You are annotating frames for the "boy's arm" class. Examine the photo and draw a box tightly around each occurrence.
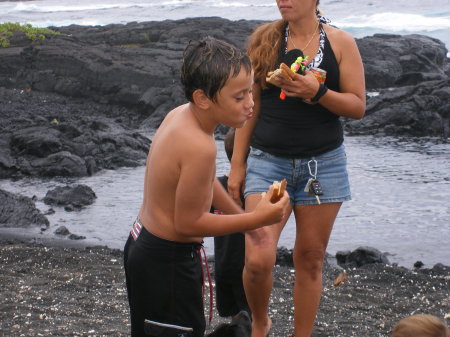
[212,178,244,215]
[174,141,287,237]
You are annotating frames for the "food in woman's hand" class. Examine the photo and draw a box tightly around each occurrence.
[266,57,309,99]
[270,179,287,203]
[266,63,296,87]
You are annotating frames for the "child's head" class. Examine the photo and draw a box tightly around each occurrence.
[391,314,450,337]
[181,37,252,103]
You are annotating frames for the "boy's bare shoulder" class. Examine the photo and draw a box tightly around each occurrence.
[157,104,216,160]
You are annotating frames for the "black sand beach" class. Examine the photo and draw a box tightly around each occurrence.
[1,238,448,337]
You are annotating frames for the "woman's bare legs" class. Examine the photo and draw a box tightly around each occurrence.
[243,193,292,337]
[292,202,342,337]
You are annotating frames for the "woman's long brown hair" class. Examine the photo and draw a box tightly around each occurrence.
[247,19,286,90]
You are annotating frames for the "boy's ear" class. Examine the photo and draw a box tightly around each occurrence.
[192,89,212,109]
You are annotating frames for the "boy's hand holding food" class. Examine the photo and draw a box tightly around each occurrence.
[256,179,289,226]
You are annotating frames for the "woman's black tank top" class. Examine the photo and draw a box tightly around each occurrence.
[251,26,342,158]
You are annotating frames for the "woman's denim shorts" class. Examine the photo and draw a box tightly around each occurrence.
[244,144,351,205]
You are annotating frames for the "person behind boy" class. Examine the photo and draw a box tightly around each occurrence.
[211,128,250,319]
[391,314,450,337]
[123,37,290,337]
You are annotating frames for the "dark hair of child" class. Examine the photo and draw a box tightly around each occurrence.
[181,36,252,103]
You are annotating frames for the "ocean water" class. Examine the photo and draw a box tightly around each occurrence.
[0,0,449,268]
[1,0,450,52]
[0,136,449,268]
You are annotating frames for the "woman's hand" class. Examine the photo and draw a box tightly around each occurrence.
[227,163,247,207]
[279,71,320,100]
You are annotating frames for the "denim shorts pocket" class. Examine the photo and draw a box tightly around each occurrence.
[144,319,194,336]
[249,147,267,159]
[316,145,346,161]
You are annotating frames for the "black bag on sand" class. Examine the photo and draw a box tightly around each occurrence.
[206,310,251,337]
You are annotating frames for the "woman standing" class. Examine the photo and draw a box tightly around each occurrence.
[228,1,366,336]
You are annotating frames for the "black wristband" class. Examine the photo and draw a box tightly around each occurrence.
[311,83,328,102]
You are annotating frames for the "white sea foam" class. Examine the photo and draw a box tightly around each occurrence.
[208,1,274,8]
[9,2,151,14]
[5,0,272,16]
[210,1,247,8]
[8,2,40,13]
[336,12,450,33]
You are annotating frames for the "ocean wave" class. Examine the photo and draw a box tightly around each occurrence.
[6,0,274,15]
[159,0,275,8]
[9,2,142,14]
[209,1,274,8]
[7,1,199,15]
[335,12,450,32]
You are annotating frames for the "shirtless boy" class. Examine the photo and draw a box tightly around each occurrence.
[123,37,290,337]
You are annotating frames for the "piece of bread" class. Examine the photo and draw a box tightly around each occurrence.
[266,63,296,86]
[270,179,287,203]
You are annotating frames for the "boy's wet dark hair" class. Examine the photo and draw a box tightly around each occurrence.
[181,37,252,103]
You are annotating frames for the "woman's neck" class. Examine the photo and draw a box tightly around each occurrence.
[288,15,319,37]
